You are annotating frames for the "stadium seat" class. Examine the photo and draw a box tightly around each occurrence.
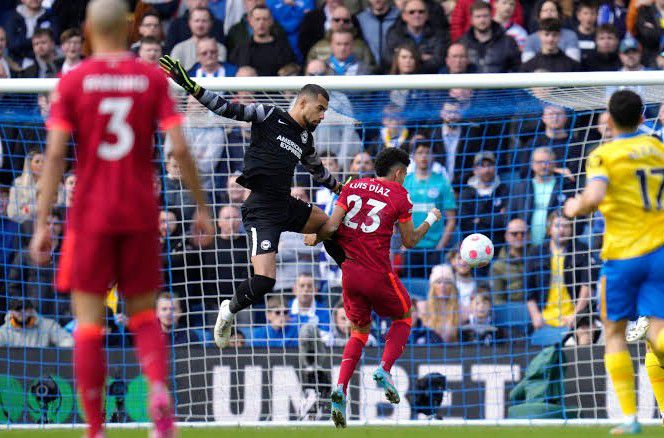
[400,278,430,300]
[493,303,531,328]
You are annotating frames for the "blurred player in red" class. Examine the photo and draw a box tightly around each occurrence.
[29,1,214,437]
[305,148,441,428]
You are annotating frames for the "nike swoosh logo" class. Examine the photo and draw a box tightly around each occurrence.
[278,119,287,125]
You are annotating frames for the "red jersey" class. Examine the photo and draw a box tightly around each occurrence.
[47,53,182,233]
[335,177,413,272]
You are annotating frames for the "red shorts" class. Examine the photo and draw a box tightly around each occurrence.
[341,261,412,327]
[57,228,162,297]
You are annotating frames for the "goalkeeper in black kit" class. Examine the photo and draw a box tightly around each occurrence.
[159,55,345,348]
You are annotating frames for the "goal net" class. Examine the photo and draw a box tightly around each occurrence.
[0,72,661,426]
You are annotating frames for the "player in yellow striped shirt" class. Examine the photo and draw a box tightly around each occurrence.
[564,90,664,434]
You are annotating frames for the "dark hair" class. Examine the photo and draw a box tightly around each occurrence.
[375,148,410,177]
[60,28,82,44]
[141,11,161,24]
[140,35,161,46]
[470,0,491,14]
[539,17,561,32]
[536,0,562,20]
[576,0,598,13]
[250,5,270,16]
[330,29,354,41]
[189,6,213,20]
[389,41,421,74]
[608,90,643,130]
[298,83,330,102]
[596,23,617,37]
[33,28,55,42]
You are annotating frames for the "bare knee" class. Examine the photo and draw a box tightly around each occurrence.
[125,292,158,317]
[351,322,371,334]
[395,308,413,321]
[71,292,106,326]
[603,319,628,353]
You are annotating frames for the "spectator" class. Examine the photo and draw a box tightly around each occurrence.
[582,23,621,71]
[230,5,296,75]
[458,1,521,73]
[203,205,250,300]
[390,41,421,76]
[356,0,400,69]
[62,173,75,208]
[598,0,627,40]
[8,150,62,224]
[137,36,163,64]
[508,147,573,246]
[0,299,73,347]
[324,30,371,75]
[156,292,205,345]
[575,0,598,64]
[402,142,456,278]
[0,27,21,79]
[165,0,225,53]
[21,28,59,78]
[314,151,341,206]
[5,0,60,65]
[288,272,331,331]
[520,18,581,72]
[64,304,129,348]
[439,42,477,73]
[275,188,320,291]
[522,1,580,63]
[447,247,478,318]
[617,35,646,71]
[188,35,238,77]
[220,172,250,205]
[450,0,524,42]
[130,11,164,52]
[405,133,446,175]
[265,0,314,61]
[225,0,287,54]
[249,295,299,347]
[526,212,593,346]
[307,6,374,68]
[635,0,664,67]
[55,28,82,74]
[492,0,528,50]
[655,49,664,69]
[384,0,449,73]
[163,151,200,222]
[348,151,375,178]
[458,151,509,245]
[419,264,460,342]
[377,104,410,151]
[491,218,529,304]
[298,0,344,59]
[409,298,444,344]
[171,7,228,70]
[461,290,501,342]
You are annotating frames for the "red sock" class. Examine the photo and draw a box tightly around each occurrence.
[338,332,368,394]
[380,318,412,373]
[128,309,168,384]
[74,324,106,438]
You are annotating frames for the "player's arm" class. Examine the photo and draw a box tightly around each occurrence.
[159,55,272,124]
[30,128,68,265]
[304,204,346,246]
[301,148,341,193]
[563,178,607,218]
[398,208,442,249]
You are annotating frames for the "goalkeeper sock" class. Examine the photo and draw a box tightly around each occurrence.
[380,318,412,373]
[229,275,275,314]
[323,239,346,267]
[605,350,637,420]
[645,351,664,417]
[338,332,368,394]
[129,309,168,384]
[73,324,106,438]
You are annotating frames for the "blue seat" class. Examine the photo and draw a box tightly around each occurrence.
[400,278,430,300]
[493,303,531,328]
[530,326,570,346]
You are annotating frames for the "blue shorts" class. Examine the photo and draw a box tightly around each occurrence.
[600,244,664,321]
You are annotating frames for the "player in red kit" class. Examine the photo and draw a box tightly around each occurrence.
[29,1,214,437]
[305,148,441,428]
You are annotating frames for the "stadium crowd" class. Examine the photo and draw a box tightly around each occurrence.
[1,0,657,351]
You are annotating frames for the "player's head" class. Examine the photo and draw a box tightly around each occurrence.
[374,147,410,184]
[294,84,329,131]
[608,90,644,132]
[85,0,129,51]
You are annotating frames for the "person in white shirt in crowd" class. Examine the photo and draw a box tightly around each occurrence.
[56,28,83,74]
[493,0,527,50]
[171,7,227,70]
[188,35,238,77]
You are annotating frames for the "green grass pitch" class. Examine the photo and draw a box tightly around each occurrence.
[1,426,663,438]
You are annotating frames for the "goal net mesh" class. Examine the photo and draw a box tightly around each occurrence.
[0,79,660,425]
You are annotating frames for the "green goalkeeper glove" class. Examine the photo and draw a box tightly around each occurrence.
[159,55,201,96]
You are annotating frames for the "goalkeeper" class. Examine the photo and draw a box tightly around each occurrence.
[159,55,345,349]
[564,89,664,434]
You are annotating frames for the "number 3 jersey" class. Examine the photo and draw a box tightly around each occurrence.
[47,53,182,233]
[585,132,664,260]
[335,177,413,272]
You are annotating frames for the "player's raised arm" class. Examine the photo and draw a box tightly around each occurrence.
[398,208,442,249]
[30,128,69,265]
[159,55,273,123]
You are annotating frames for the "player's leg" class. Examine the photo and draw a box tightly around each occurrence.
[644,340,664,424]
[299,203,346,266]
[71,292,107,438]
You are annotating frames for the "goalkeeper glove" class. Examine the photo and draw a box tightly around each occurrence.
[159,55,201,96]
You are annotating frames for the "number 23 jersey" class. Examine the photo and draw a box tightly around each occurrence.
[335,177,413,272]
[47,53,182,233]
[585,132,664,260]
